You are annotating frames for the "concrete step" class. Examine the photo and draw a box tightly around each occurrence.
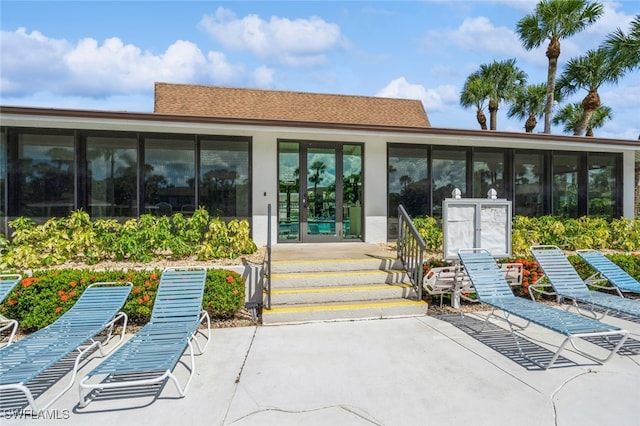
[270,269,407,288]
[261,299,428,325]
[271,257,402,274]
[271,283,416,305]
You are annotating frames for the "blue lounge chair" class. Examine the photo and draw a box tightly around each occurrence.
[530,245,640,319]
[79,267,210,408]
[0,282,132,411]
[0,274,22,346]
[458,248,628,369]
[576,249,640,296]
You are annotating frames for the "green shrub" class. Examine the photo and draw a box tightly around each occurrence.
[1,207,257,269]
[203,269,245,317]
[0,267,247,331]
[413,217,443,251]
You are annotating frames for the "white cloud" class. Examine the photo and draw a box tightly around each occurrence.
[424,16,547,68]
[198,7,346,67]
[376,77,458,112]
[253,65,275,88]
[0,28,244,99]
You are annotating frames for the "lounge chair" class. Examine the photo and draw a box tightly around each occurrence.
[530,245,640,319]
[78,267,210,408]
[0,282,132,411]
[0,274,22,346]
[576,249,640,296]
[458,248,628,369]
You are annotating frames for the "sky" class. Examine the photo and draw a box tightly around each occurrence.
[1,0,639,140]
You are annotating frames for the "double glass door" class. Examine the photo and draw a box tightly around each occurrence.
[278,141,362,242]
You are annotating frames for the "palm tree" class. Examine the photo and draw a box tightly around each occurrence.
[460,76,491,130]
[462,59,527,130]
[556,48,625,136]
[507,83,547,132]
[552,102,612,136]
[603,14,640,72]
[516,0,604,133]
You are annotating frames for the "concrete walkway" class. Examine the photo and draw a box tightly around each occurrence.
[3,309,639,425]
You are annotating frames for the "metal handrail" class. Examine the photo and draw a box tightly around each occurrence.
[264,203,272,310]
[397,204,426,302]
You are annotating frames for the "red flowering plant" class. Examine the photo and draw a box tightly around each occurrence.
[203,268,245,318]
[0,267,247,331]
[500,257,544,298]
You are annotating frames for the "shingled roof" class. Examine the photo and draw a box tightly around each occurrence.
[154,83,430,128]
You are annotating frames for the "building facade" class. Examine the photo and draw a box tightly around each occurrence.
[1,84,638,247]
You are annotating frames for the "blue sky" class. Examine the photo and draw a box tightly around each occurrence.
[1,0,639,139]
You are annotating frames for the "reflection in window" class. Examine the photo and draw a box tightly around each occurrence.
[514,152,544,216]
[388,146,428,239]
[87,135,138,218]
[278,142,300,240]
[588,154,617,217]
[343,144,362,239]
[18,132,75,218]
[553,153,579,217]
[473,151,504,198]
[200,138,250,220]
[144,138,195,216]
[433,148,466,218]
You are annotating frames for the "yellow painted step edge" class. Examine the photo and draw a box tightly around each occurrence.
[266,300,426,314]
[271,270,404,279]
[271,284,412,295]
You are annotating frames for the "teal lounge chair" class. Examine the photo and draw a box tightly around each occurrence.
[0,282,132,411]
[0,274,22,346]
[531,245,640,319]
[79,267,210,408]
[576,249,640,296]
[458,249,628,369]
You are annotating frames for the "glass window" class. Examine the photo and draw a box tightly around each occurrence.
[388,145,429,238]
[18,132,75,219]
[343,144,362,239]
[144,138,195,216]
[553,153,580,217]
[200,138,250,220]
[87,135,138,218]
[432,148,467,218]
[514,152,544,216]
[473,150,505,198]
[588,154,617,217]
[278,142,300,240]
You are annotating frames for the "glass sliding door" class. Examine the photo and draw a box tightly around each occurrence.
[305,145,337,240]
[87,135,138,218]
[278,140,362,242]
[343,144,362,239]
[18,131,75,220]
[143,137,195,216]
[514,151,544,216]
[200,138,251,221]
[473,150,505,198]
[278,142,301,240]
[553,153,580,217]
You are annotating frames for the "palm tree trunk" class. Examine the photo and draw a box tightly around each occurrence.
[488,100,498,130]
[476,109,488,130]
[544,37,561,134]
[574,91,600,136]
[525,114,537,133]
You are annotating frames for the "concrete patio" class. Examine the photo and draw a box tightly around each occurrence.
[2,307,639,425]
